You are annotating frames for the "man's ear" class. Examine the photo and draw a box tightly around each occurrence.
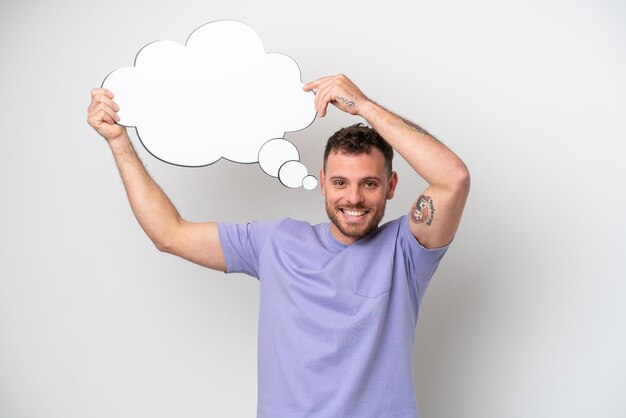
[386,171,399,199]
[319,168,326,196]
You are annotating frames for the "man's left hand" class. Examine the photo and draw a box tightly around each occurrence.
[303,74,371,117]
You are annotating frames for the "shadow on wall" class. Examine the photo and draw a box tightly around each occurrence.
[412,241,491,413]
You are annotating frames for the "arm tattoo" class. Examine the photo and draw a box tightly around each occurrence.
[411,195,435,226]
[372,101,440,142]
[336,96,355,109]
[399,116,442,142]
[404,119,440,142]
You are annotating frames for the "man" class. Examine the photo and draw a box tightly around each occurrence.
[87,74,470,417]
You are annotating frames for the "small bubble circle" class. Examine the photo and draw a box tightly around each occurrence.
[302,175,318,190]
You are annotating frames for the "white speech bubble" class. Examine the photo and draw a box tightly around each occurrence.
[258,138,300,177]
[102,20,317,189]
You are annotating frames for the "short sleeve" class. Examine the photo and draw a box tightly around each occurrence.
[397,215,450,300]
[217,219,281,278]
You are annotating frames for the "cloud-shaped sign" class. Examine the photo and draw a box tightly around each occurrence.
[102,20,317,189]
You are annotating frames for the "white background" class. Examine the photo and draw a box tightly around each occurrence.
[1,0,624,417]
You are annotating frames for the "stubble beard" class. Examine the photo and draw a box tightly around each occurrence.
[325,201,386,241]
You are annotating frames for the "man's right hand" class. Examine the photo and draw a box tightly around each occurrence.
[87,88,127,143]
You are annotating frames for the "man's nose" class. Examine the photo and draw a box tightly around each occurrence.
[346,185,365,205]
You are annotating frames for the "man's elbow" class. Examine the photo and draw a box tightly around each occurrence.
[450,162,470,196]
[151,219,184,253]
[152,233,177,254]
[458,164,471,191]
[153,240,169,253]
[152,238,170,253]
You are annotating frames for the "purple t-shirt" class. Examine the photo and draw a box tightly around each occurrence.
[217,215,448,418]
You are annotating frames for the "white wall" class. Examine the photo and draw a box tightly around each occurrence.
[1,0,624,417]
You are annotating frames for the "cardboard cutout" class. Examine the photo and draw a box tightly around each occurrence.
[102,20,317,189]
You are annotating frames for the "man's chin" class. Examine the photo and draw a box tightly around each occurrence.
[339,226,366,240]
[334,219,378,240]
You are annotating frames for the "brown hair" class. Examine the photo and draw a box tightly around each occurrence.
[323,123,393,176]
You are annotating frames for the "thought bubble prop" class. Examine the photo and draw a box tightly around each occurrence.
[102,20,317,189]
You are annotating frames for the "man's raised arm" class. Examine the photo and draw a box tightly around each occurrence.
[303,75,470,248]
[87,88,226,271]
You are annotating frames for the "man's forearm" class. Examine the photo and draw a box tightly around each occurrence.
[358,101,469,192]
[108,133,182,250]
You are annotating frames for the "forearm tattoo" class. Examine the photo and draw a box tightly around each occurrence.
[411,195,435,226]
[336,96,355,109]
[407,120,429,135]
[403,118,440,142]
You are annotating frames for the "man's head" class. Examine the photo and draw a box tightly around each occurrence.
[323,123,394,177]
[320,124,398,245]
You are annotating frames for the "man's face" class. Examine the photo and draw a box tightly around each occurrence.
[320,149,398,245]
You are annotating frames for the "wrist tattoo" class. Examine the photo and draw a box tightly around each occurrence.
[411,195,435,226]
[336,96,355,109]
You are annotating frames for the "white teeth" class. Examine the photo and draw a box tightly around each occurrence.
[344,210,366,216]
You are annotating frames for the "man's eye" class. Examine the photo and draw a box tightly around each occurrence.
[364,182,377,188]
[334,181,345,187]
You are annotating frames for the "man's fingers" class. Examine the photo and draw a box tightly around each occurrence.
[86,87,127,142]
[101,104,120,123]
[88,94,119,116]
[87,110,108,128]
[90,87,114,99]
[315,90,331,117]
[306,74,363,116]
[99,110,115,125]
[90,102,120,124]
[87,108,117,135]
[314,78,338,117]
[92,102,119,121]
[318,89,335,117]
[303,76,334,92]
[88,88,115,112]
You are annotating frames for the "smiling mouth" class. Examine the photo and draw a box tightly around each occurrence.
[340,208,368,217]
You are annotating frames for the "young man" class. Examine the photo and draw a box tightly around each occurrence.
[87,74,470,417]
